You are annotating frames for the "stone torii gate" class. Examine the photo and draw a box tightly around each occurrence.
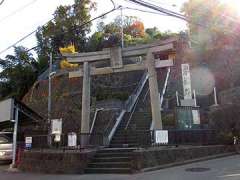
[61,38,177,135]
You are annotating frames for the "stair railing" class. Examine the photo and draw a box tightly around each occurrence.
[108,71,149,142]
[150,67,171,130]
[124,71,149,112]
[124,73,149,130]
[160,67,171,106]
[90,108,104,134]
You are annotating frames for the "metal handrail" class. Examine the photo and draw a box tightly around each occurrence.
[108,110,126,142]
[160,67,171,106]
[108,71,149,142]
[90,108,104,134]
[124,93,141,130]
[124,71,149,112]
[150,67,171,130]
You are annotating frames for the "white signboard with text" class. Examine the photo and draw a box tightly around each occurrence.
[51,119,62,135]
[155,130,168,144]
[68,132,77,147]
[181,64,192,99]
[192,110,200,125]
[25,137,32,148]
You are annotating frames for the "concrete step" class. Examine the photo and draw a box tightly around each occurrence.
[109,143,139,148]
[95,152,133,158]
[92,157,131,163]
[88,162,131,168]
[85,167,132,174]
[98,148,136,153]
[111,140,138,145]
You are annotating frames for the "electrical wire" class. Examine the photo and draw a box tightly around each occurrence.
[127,0,240,39]
[0,0,38,23]
[0,6,121,56]
[121,6,168,16]
[110,0,116,9]
[0,0,4,6]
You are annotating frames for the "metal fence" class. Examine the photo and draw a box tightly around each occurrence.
[166,129,218,145]
[28,133,108,151]
[26,129,219,150]
[111,129,219,148]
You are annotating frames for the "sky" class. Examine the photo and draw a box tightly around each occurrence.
[0,0,188,59]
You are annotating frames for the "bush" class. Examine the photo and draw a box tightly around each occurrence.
[209,104,240,144]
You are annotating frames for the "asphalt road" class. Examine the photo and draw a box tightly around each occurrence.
[1,155,240,180]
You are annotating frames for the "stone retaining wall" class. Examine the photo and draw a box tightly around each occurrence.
[19,149,96,174]
[131,145,234,171]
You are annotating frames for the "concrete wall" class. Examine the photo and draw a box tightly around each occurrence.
[131,145,234,171]
[19,150,96,174]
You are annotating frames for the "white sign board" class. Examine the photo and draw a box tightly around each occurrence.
[25,137,32,144]
[155,130,168,144]
[0,98,14,122]
[25,137,32,148]
[181,64,192,99]
[155,59,173,68]
[192,110,200,124]
[54,134,61,142]
[68,132,77,147]
[51,119,62,134]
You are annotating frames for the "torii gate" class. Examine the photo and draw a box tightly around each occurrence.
[61,38,177,135]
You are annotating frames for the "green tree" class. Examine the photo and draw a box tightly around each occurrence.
[0,46,38,99]
[36,0,96,56]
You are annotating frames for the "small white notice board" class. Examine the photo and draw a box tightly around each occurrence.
[155,130,168,144]
[192,110,200,125]
[68,132,77,147]
[25,137,32,148]
[51,119,62,134]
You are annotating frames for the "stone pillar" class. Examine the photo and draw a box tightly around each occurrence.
[147,51,162,130]
[81,62,91,146]
[110,47,123,69]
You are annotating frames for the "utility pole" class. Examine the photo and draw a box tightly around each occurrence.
[47,53,53,145]
[10,105,19,168]
[120,6,124,48]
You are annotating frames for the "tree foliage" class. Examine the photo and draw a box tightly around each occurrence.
[36,0,96,56]
[182,0,240,49]
[0,46,38,99]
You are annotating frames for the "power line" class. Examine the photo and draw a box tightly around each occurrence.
[0,6,121,56]
[127,0,240,38]
[0,0,38,23]
[122,6,168,16]
[127,0,187,21]
[0,0,4,6]
[110,0,116,9]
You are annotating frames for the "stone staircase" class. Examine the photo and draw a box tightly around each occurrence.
[85,148,135,174]
[110,111,152,148]
[85,74,152,174]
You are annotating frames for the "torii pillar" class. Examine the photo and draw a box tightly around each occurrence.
[147,50,162,130]
[81,62,91,145]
